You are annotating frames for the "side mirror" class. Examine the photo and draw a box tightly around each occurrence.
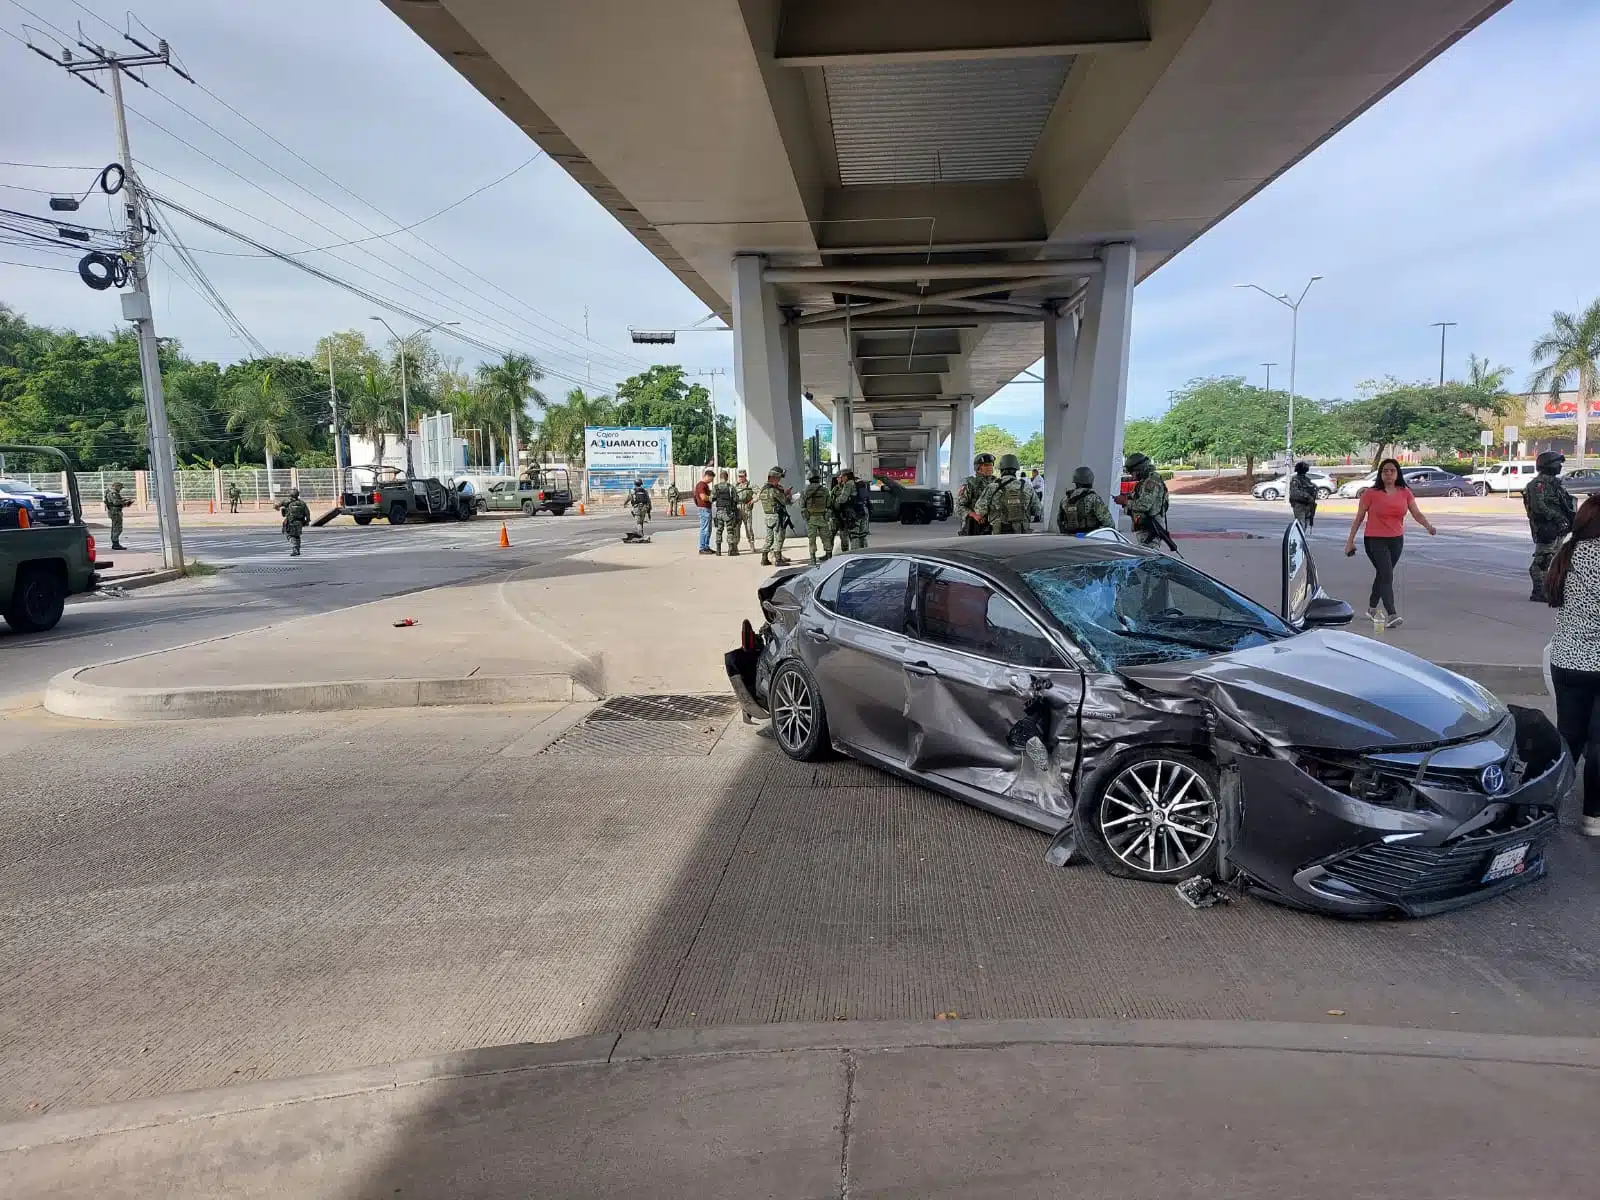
[1302,595,1354,628]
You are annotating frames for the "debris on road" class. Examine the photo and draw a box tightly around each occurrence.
[393,618,418,628]
[1176,876,1230,909]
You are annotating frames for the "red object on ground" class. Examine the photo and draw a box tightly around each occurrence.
[393,618,417,628]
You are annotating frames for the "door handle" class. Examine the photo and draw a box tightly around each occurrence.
[803,627,830,643]
[905,660,938,677]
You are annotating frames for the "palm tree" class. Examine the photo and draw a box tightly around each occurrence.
[346,364,402,470]
[224,367,305,496]
[475,353,546,473]
[1530,301,1600,466]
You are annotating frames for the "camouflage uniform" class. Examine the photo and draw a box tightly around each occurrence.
[1288,469,1319,529]
[800,476,833,565]
[758,471,795,565]
[710,476,740,554]
[734,474,757,546]
[627,482,652,538]
[956,471,995,535]
[1523,469,1575,602]
[226,482,241,514]
[976,467,1040,534]
[1056,486,1113,535]
[275,490,311,557]
[830,475,869,551]
[666,482,681,515]
[1124,471,1170,548]
[103,483,134,549]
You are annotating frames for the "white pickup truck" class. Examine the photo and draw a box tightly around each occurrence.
[1462,460,1538,495]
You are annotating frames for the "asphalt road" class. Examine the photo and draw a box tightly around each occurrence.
[0,511,635,705]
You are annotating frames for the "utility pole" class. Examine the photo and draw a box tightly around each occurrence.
[1239,278,1320,464]
[1430,321,1457,388]
[689,369,728,468]
[371,316,456,478]
[326,344,345,496]
[35,34,189,571]
[1261,362,1277,399]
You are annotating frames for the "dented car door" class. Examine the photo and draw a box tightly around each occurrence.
[902,561,1083,823]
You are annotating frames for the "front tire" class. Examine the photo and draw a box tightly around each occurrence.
[1075,750,1220,882]
[769,658,830,762]
[3,564,67,633]
[1316,487,1332,500]
[549,504,568,516]
[1473,482,1488,497]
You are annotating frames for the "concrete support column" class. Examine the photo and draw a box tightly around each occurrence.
[1061,243,1136,512]
[950,399,975,485]
[833,399,854,471]
[1041,307,1080,523]
[732,254,803,486]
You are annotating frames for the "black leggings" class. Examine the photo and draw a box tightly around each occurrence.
[1363,535,1404,615]
[1550,665,1600,816]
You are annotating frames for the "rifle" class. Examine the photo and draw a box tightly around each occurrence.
[776,502,796,539]
[1137,512,1181,555]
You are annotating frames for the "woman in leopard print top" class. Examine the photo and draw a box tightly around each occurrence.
[1546,493,1600,836]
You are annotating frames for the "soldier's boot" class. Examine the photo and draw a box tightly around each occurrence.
[111,541,125,550]
[760,553,771,566]
[774,554,793,566]
[728,547,740,557]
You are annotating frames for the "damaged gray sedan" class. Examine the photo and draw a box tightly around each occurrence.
[725,525,1573,917]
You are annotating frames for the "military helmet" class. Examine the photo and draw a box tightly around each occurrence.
[1071,466,1095,489]
[973,452,995,469]
[1124,452,1153,476]
[1294,461,1310,475]
[109,481,122,491]
[808,471,821,483]
[836,467,855,481]
[289,488,300,498]
[997,453,1021,475]
[768,465,785,479]
[1536,450,1565,474]
[737,469,748,478]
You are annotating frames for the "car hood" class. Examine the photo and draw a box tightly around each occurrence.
[1118,630,1505,751]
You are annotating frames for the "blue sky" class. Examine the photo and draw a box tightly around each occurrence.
[2,0,1595,443]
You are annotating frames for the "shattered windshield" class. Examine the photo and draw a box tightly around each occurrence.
[1021,556,1293,669]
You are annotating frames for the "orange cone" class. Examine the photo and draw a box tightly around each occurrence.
[498,522,510,548]
[208,499,215,514]
[579,503,586,515]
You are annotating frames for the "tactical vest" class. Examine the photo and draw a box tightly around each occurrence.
[803,485,830,518]
[996,478,1029,524]
[711,482,736,512]
[631,487,650,508]
[1059,489,1097,533]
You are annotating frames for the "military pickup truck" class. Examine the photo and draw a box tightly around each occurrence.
[866,476,954,524]
[324,467,476,525]
[477,466,573,517]
[0,446,107,634]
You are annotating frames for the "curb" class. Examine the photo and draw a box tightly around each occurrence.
[3,1019,1596,1152]
[97,568,185,592]
[43,667,593,721]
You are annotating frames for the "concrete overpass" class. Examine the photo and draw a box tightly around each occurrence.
[382,0,1506,510]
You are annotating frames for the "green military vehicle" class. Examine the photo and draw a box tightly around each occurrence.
[867,476,954,524]
[477,466,573,517]
[328,466,476,526]
[0,446,108,634]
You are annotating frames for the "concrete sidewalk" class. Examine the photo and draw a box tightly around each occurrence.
[2,1020,1594,1198]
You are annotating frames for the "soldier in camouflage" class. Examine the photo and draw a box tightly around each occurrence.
[666,480,681,515]
[976,454,1041,533]
[830,467,869,551]
[710,469,740,555]
[1055,466,1113,535]
[956,452,997,535]
[226,481,242,514]
[758,466,795,565]
[1287,461,1319,529]
[734,469,757,547]
[800,470,833,565]
[626,477,652,540]
[103,481,134,550]
[1524,450,1575,602]
[275,487,312,557]
[1116,452,1171,547]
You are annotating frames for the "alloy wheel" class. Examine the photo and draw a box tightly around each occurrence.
[1098,759,1218,877]
[771,667,814,754]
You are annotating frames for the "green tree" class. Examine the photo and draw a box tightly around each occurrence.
[536,387,616,464]
[973,424,1019,460]
[1160,376,1284,477]
[224,366,306,488]
[475,352,546,471]
[1529,301,1600,464]
[1016,431,1045,467]
[346,364,402,468]
[612,364,735,466]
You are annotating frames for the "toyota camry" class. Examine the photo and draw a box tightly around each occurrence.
[725,525,1572,917]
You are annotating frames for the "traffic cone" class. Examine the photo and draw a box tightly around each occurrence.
[579,503,586,515]
[498,522,510,548]
[208,499,215,514]
[678,504,685,517]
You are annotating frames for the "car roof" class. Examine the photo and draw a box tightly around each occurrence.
[852,536,1155,577]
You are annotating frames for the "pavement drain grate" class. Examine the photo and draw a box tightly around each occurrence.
[589,694,736,722]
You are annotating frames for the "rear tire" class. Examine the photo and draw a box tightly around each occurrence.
[522,500,536,516]
[549,504,568,516]
[1075,749,1220,883]
[1447,486,1464,498]
[769,658,831,762]
[353,514,373,526]
[3,564,67,633]
[387,503,408,526]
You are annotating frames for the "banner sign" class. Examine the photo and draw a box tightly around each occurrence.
[872,466,917,481]
[1542,396,1600,421]
[584,427,673,469]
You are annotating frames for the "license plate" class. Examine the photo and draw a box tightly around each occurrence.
[1482,843,1529,883]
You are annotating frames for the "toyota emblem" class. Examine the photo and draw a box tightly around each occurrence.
[1480,764,1506,795]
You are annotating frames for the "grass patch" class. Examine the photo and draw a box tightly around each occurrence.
[182,560,220,577]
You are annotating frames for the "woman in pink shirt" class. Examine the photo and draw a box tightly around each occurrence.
[1342,458,1437,627]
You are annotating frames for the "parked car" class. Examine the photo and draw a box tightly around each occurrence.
[1463,460,1538,496]
[0,478,74,526]
[1,446,108,633]
[1561,467,1600,495]
[1251,470,1335,501]
[724,525,1571,917]
[1337,466,1473,499]
[867,477,952,524]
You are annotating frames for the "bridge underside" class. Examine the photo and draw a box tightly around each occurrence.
[385,0,1506,505]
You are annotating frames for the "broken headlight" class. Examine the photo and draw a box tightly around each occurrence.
[1293,753,1416,809]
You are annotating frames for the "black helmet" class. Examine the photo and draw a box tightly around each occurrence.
[633,478,643,487]
[1294,461,1310,475]
[1071,466,1095,489]
[973,452,995,469]
[1124,452,1152,476]
[1536,450,1565,474]
[997,453,1021,475]
[808,471,821,483]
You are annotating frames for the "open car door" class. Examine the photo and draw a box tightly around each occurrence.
[1281,521,1353,630]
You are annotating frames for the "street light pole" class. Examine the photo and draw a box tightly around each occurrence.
[1239,278,1320,463]
[1430,321,1457,388]
[1261,361,1277,399]
[370,316,458,477]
